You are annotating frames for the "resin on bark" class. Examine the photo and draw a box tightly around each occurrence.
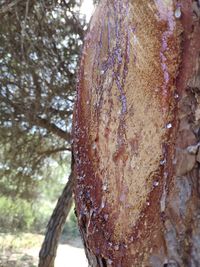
[73,0,200,266]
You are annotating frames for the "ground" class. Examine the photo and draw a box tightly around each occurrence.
[0,233,88,267]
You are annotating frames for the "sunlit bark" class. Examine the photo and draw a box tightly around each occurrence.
[73,0,200,266]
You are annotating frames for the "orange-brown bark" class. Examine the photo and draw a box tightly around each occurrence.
[73,0,200,266]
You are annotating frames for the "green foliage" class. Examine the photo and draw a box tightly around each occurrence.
[62,206,80,239]
[0,196,55,233]
[0,196,34,232]
[0,0,86,200]
[0,189,79,237]
[0,233,43,250]
[32,200,55,234]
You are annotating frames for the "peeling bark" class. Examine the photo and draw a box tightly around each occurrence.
[73,0,200,266]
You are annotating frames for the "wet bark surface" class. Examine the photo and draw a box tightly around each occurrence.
[73,0,200,266]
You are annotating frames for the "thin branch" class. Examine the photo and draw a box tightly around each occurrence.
[0,0,24,14]
[34,116,71,141]
[0,96,71,141]
[38,146,71,156]
[48,107,73,117]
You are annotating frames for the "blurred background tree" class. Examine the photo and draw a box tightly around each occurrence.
[0,1,98,266]
[0,0,86,204]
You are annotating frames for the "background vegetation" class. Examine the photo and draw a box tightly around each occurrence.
[0,0,85,201]
[0,2,101,267]
[0,1,90,258]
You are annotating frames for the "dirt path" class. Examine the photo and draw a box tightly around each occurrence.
[55,245,88,267]
[0,236,88,267]
[26,241,88,267]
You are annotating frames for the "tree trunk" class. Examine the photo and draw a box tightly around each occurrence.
[73,0,200,266]
[38,155,74,267]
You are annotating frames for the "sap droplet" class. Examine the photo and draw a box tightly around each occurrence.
[164,172,168,178]
[78,175,85,181]
[153,181,159,187]
[95,247,100,255]
[102,182,108,191]
[101,199,105,209]
[92,142,97,150]
[166,122,172,129]
[119,193,126,202]
[174,93,179,99]
[114,244,119,250]
[104,214,109,221]
[160,158,166,165]
[147,201,150,206]
[187,142,200,154]
[175,7,181,18]
[107,259,113,265]
[172,157,177,165]
[160,195,166,212]
[76,159,82,165]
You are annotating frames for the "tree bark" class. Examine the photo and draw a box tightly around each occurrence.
[38,155,74,267]
[73,0,200,266]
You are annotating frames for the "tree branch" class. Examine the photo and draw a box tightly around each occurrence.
[0,0,24,14]
[35,116,71,141]
[0,95,71,142]
[39,154,75,267]
[38,146,71,156]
